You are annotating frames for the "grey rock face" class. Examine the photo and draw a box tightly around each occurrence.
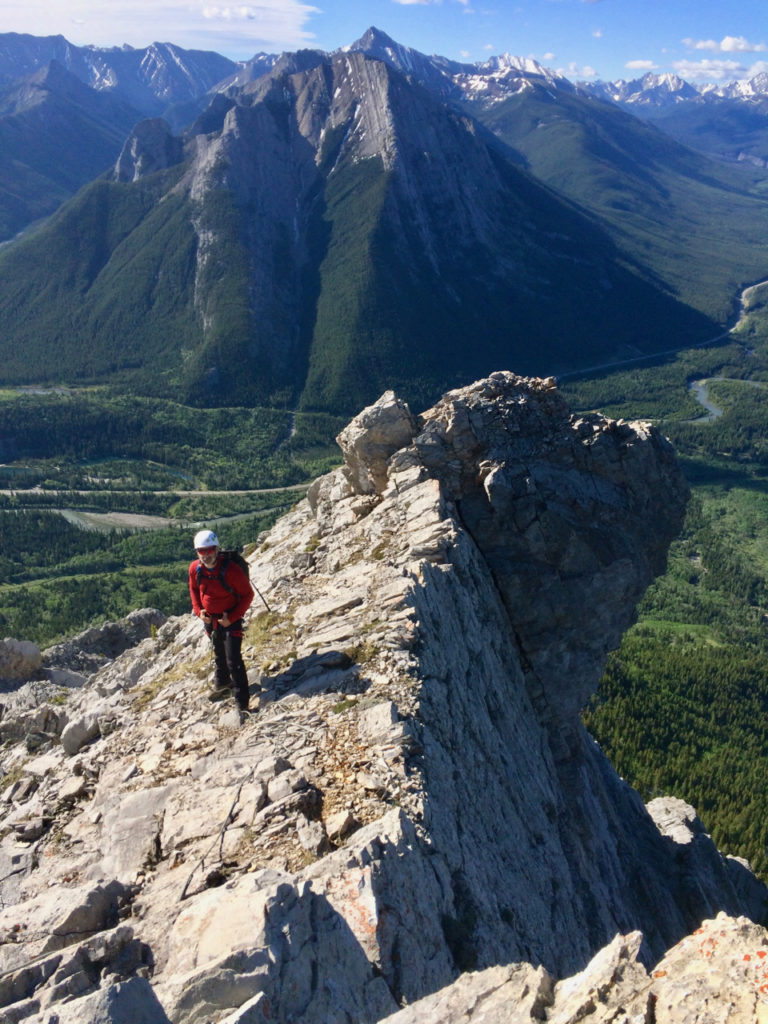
[60,710,104,756]
[43,608,167,676]
[114,118,184,182]
[0,373,763,1024]
[378,960,554,1024]
[380,912,768,1024]
[51,976,172,1024]
[0,639,41,683]
[395,372,688,727]
[336,389,419,496]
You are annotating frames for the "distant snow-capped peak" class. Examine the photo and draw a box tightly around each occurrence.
[585,68,768,110]
[453,52,573,105]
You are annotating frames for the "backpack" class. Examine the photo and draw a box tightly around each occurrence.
[196,549,250,599]
[196,547,270,612]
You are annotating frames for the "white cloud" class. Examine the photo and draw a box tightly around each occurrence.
[558,61,597,80]
[682,35,767,54]
[592,28,602,39]
[626,59,657,71]
[203,6,264,21]
[721,35,767,52]
[674,57,767,82]
[0,0,321,57]
[682,38,719,51]
[673,58,746,81]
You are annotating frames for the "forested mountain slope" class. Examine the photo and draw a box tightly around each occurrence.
[466,82,768,324]
[0,51,725,414]
[0,61,142,239]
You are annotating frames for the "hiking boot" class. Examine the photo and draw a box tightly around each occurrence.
[207,685,231,703]
[238,708,254,726]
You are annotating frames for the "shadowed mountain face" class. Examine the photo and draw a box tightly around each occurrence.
[0,60,142,240]
[0,34,237,241]
[0,50,722,412]
[0,30,767,412]
[340,30,768,325]
[467,82,768,325]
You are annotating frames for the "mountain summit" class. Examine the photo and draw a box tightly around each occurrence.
[0,373,764,1022]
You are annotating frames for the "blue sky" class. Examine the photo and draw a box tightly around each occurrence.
[1,0,767,83]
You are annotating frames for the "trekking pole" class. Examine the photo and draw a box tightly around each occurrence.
[253,583,271,613]
[206,617,215,680]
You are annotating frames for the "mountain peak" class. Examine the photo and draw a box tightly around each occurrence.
[2,58,110,114]
[345,25,398,51]
[641,71,687,89]
[479,52,548,76]
[584,70,703,108]
[27,57,83,90]
[343,25,468,89]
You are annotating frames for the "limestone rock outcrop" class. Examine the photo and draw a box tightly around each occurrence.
[382,913,768,1024]
[114,117,184,182]
[0,372,764,1024]
[0,638,41,683]
[43,607,167,677]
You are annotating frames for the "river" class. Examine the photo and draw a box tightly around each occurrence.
[687,376,768,424]
[687,378,724,423]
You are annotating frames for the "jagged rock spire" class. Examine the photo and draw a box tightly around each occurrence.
[114,117,183,182]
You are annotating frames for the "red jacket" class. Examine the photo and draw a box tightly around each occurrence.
[189,556,254,622]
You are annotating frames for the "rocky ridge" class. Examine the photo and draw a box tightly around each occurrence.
[0,372,765,1023]
[0,34,237,113]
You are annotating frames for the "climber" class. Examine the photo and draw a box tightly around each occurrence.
[189,529,254,714]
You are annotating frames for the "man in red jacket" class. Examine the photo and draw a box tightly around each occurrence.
[189,529,254,713]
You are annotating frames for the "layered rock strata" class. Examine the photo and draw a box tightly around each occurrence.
[0,372,764,1023]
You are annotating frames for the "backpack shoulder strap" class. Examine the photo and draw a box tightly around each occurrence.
[196,554,241,600]
[217,554,236,596]
[196,558,225,587]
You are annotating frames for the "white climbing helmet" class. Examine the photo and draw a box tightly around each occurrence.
[193,529,219,550]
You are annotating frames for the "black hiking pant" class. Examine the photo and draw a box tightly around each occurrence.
[207,618,249,710]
